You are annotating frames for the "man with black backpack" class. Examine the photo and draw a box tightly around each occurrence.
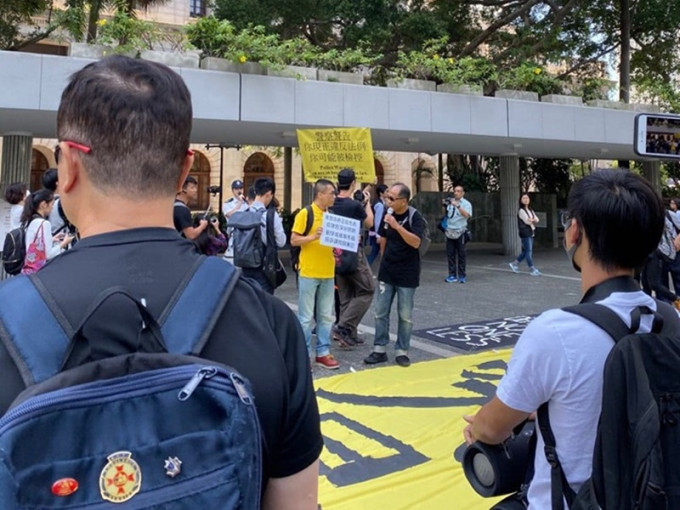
[463,170,680,510]
[0,56,321,509]
[232,177,286,294]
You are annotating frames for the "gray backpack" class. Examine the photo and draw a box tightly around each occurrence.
[229,208,265,269]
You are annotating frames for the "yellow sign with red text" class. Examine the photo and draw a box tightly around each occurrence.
[316,351,513,510]
[297,128,375,183]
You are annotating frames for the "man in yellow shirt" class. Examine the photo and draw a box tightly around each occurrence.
[291,179,339,369]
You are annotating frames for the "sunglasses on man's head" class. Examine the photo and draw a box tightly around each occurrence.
[54,141,91,164]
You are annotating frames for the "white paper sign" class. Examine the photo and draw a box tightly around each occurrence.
[320,212,361,252]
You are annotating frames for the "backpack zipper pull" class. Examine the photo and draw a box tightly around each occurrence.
[230,373,253,405]
[178,367,218,401]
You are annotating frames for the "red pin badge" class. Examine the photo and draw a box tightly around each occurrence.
[52,478,79,497]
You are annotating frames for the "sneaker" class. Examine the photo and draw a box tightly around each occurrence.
[445,276,458,283]
[459,277,466,284]
[315,354,340,370]
[509,262,519,273]
[364,352,388,365]
[332,325,356,348]
[530,268,542,276]
[395,355,411,367]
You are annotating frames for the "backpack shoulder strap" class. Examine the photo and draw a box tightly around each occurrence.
[562,303,632,342]
[0,275,71,386]
[159,256,240,355]
[303,205,314,236]
[0,257,239,386]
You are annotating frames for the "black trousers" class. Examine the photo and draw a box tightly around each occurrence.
[446,236,467,278]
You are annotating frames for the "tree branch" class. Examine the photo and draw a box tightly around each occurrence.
[460,0,542,57]
[555,43,620,79]
[9,25,57,51]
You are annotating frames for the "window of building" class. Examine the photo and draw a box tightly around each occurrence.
[189,0,206,17]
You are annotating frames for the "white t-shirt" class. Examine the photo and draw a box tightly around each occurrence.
[496,290,656,509]
[10,204,22,230]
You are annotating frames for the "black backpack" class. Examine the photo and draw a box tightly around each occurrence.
[2,227,26,275]
[539,302,680,510]
[229,208,266,269]
[290,205,313,273]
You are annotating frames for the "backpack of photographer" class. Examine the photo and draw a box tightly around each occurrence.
[229,207,266,269]
[539,302,680,510]
[2,226,26,275]
[0,258,262,509]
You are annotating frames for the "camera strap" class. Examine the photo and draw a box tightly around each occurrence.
[537,402,576,510]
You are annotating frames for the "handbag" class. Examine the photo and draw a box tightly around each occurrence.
[437,214,448,233]
[333,248,359,275]
[21,221,47,275]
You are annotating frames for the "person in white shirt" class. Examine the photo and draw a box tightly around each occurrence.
[222,179,249,261]
[239,177,286,294]
[463,170,669,509]
[4,182,28,230]
[20,188,73,274]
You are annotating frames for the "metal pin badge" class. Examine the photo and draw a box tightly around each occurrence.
[164,457,182,478]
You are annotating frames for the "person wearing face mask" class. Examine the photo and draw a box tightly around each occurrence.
[462,170,674,509]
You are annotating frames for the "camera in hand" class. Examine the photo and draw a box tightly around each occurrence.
[207,185,222,195]
[442,198,452,206]
[353,190,366,203]
[461,421,535,509]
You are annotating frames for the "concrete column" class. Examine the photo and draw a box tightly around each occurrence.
[642,161,661,193]
[284,147,292,212]
[1,134,33,191]
[500,155,521,257]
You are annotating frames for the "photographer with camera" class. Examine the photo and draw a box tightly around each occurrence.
[463,170,669,509]
[221,179,249,262]
[443,185,472,283]
[330,168,375,347]
[173,176,208,240]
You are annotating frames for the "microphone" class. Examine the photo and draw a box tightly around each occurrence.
[385,207,393,230]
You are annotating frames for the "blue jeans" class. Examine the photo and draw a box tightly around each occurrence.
[298,277,335,357]
[516,236,534,268]
[373,281,415,355]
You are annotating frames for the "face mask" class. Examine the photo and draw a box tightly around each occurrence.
[563,231,582,273]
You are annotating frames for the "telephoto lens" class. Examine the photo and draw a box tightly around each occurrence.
[462,421,535,498]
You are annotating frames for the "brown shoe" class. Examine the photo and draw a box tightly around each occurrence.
[315,354,340,369]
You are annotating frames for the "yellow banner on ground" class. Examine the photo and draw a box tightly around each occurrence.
[316,351,513,510]
[297,127,375,183]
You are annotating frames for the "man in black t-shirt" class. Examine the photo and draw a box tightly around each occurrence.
[173,175,208,239]
[364,183,426,368]
[331,168,375,346]
[0,56,322,509]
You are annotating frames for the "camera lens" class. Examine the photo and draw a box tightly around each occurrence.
[471,452,495,487]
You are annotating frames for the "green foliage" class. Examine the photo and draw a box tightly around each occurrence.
[94,11,158,54]
[519,158,573,207]
[0,0,51,49]
[497,62,563,96]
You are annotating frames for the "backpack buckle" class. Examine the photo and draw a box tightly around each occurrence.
[544,445,559,467]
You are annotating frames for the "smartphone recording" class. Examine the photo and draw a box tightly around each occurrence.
[634,113,680,160]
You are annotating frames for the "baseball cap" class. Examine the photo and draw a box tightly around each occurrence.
[337,168,356,186]
[231,179,244,189]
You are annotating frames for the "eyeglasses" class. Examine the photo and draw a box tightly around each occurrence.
[54,141,92,164]
[560,211,573,230]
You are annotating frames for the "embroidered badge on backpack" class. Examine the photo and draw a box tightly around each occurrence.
[99,451,142,503]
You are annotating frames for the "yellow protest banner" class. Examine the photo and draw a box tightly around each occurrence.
[297,127,375,183]
[316,351,513,510]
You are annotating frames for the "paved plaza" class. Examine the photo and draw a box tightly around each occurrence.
[275,243,583,376]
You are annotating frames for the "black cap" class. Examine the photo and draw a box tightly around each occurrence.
[231,179,244,189]
[337,168,356,186]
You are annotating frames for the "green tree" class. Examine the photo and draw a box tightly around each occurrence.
[0,0,54,50]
